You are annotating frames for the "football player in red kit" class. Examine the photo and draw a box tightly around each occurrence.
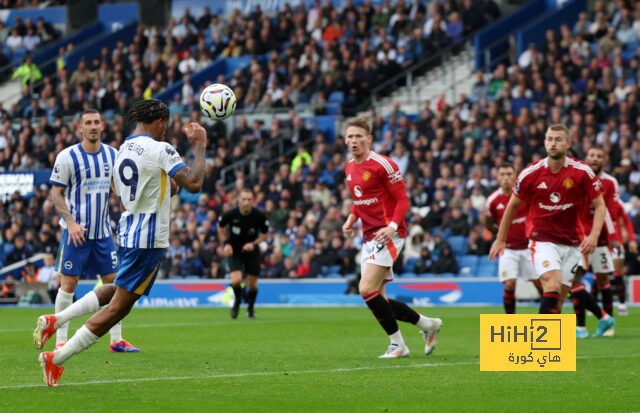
[489,124,609,320]
[342,117,442,358]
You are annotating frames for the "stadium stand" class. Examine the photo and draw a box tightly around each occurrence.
[1,0,640,295]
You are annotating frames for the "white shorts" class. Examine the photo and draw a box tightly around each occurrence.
[529,241,582,287]
[360,235,405,282]
[498,248,537,283]
[580,245,614,274]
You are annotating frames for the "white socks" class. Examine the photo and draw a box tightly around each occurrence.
[52,325,99,366]
[389,330,405,345]
[54,289,75,343]
[416,315,435,331]
[54,291,100,330]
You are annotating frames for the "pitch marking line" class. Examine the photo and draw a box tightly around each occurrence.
[1,354,639,390]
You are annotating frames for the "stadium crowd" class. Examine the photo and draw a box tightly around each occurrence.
[2,0,640,283]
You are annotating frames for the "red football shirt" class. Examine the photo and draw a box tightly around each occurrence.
[614,199,636,245]
[484,187,529,250]
[578,171,617,246]
[512,157,602,246]
[346,151,409,242]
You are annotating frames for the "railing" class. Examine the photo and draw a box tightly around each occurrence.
[350,32,477,114]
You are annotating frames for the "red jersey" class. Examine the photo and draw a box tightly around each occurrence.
[484,187,529,250]
[577,171,616,246]
[614,199,636,245]
[346,151,409,242]
[512,157,602,246]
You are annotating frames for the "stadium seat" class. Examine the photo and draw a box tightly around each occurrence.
[404,257,418,273]
[475,257,498,277]
[184,275,201,280]
[400,272,418,278]
[420,272,437,278]
[438,272,456,278]
[326,273,342,279]
[448,236,468,257]
[168,275,182,280]
[458,255,479,276]
[327,91,344,103]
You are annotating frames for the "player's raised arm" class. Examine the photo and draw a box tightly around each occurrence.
[172,122,207,193]
[489,194,523,260]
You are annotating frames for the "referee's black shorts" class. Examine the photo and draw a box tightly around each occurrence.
[227,251,262,276]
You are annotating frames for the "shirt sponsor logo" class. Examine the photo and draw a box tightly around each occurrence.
[354,185,363,197]
[549,192,561,203]
[538,202,574,211]
[563,178,574,189]
[354,197,379,206]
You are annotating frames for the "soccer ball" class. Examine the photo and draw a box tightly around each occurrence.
[199,83,237,120]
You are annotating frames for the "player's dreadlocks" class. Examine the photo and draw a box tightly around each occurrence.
[125,99,169,125]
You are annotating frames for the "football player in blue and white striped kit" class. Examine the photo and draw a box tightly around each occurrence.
[37,109,139,354]
[34,99,207,386]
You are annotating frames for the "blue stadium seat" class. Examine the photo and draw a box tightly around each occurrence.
[475,257,498,277]
[168,275,183,280]
[448,236,468,257]
[438,272,457,278]
[184,275,201,280]
[326,273,342,279]
[420,272,437,278]
[400,272,418,278]
[404,257,418,273]
[327,90,344,103]
[458,255,479,276]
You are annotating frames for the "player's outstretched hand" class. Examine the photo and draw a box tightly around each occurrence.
[67,221,88,247]
[183,122,207,147]
[488,239,505,261]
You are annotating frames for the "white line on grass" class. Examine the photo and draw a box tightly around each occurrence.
[2,354,639,390]
[0,319,286,334]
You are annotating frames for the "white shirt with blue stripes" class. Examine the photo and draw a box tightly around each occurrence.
[50,143,117,240]
[114,134,186,249]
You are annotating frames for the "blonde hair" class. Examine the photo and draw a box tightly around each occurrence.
[546,124,570,140]
[343,117,371,135]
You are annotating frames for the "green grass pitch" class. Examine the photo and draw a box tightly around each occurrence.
[1,306,638,412]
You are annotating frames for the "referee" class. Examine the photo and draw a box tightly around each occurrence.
[219,188,269,319]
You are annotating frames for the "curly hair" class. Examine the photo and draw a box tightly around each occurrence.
[125,99,169,125]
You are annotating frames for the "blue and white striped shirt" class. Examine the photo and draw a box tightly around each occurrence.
[114,134,186,249]
[50,143,117,240]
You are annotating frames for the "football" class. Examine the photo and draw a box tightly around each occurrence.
[199,83,237,120]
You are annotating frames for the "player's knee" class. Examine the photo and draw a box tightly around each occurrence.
[595,273,609,283]
[95,284,117,305]
[503,279,516,291]
[359,284,376,298]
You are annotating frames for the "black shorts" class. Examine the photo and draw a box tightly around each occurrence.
[228,251,261,276]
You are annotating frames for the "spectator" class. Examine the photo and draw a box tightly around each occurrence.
[432,245,458,274]
[1,274,16,299]
[413,247,434,274]
[11,57,42,90]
